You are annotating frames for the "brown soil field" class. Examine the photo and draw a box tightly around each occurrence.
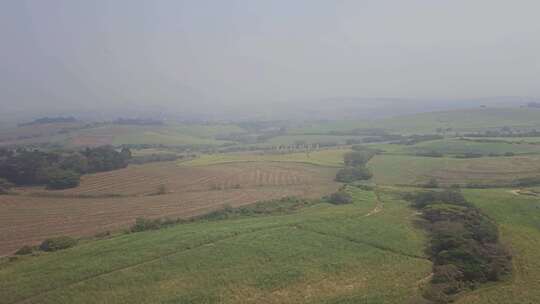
[0,162,339,256]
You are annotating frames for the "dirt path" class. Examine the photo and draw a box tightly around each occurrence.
[365,189,383,217]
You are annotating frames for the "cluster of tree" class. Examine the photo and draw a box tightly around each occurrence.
[215,126,287,145]
[335,147,376,183]
[327,128,387,136]
[436,127,454,133]
[0,146,131,190]
[113,118,164,126]
[464,127,540,138]
[361,133,443,145]
[454,152,484,159]
[394,134,443,145]
[526,102,540,108]
[362,134,403,143]
[404,190,512,302]
[415,151,444,158]
[18,116,77,127]
[129,153,183,165]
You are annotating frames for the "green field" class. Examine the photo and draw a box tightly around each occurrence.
[180,149,349,167]
[0,187,431,304]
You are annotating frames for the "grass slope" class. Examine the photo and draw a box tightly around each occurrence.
[0,187,431,304]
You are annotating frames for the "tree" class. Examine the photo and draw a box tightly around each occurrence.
[336,166,373,182]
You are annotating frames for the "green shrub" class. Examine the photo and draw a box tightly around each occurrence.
[327,191,353,205]
[40,236,77,252]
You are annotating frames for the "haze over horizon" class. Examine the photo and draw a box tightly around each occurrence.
[1,0,539,121]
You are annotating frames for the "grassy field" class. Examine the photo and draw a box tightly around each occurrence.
[0,187,432,304]
[454,189,540,303]
[369,154,540,186]
[0,162,339,256]
[180,149,349,167]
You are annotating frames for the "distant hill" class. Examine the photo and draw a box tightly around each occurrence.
[292,107,540,134]
[18,116,77,127]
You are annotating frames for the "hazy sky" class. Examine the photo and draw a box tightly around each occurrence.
[1,0,539,115]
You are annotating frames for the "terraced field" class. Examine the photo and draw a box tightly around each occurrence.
[0,162,339,256]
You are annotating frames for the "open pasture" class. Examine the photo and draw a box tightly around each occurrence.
[0,162,339,256]
[369,154,540,186]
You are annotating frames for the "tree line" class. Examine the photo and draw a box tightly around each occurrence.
[404,190,511,303]
[335,145,377,183]
[0,146,132,190]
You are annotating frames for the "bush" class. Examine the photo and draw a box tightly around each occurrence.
[130,217,163,232]
[15,245,36,255]
[424,178,439,188]
[45,169,81,190]
[327,191,353,205]
[40,236,77,252]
